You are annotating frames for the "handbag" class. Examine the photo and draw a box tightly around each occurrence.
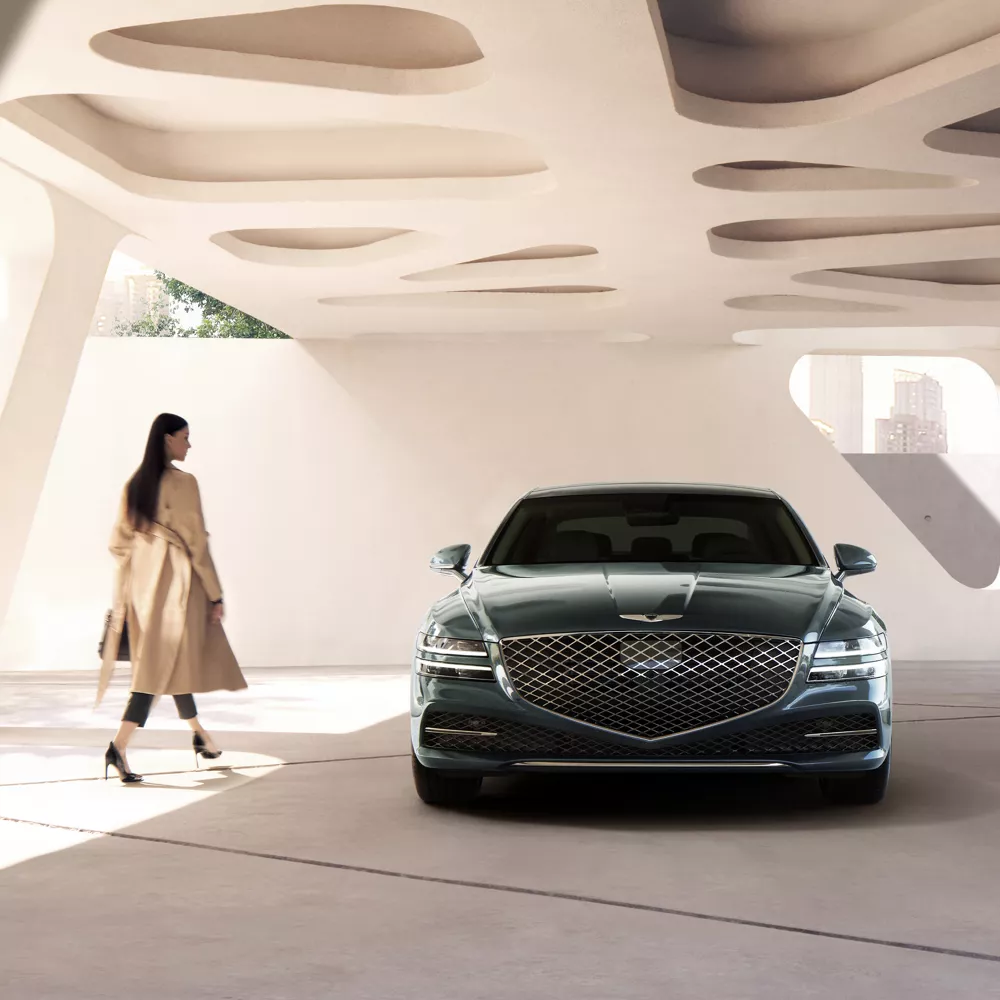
[98,610,131,662]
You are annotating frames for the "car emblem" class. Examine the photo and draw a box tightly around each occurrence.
[619,614,683,622]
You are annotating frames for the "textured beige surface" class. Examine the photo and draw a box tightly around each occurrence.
[1,664,999,997]
[4,1,1000,347]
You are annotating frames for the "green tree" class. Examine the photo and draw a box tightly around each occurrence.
[112,294,185,338]
[157,273,289,339]
[114,274,289,339]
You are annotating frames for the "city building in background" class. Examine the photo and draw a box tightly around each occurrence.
[875,371,948,454]
[808,355,864,453]
[89,268,167,337]
[791,354,998,455]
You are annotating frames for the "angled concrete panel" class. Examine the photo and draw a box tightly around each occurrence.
[846,454,1000,589]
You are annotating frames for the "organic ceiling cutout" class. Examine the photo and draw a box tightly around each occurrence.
[655,0,1000,104]
[734,327,1000,350]
[471,245,598,263]
[211,228,430,267]
[347,330,647,345]
[927,107,1000,159]
[713,215,1000,242]
[694,161,971,191]
[837,258,1000,285]
[469,286,613,294]
[322,287,620,309]
[242,229,411,251]
[403,245,600,282]
[945,109,1000,133]
[91,4,487,95]
[11,95,549,200]
[726,294,900,313]
[709,214,1000,260]
[795,258,1000,301]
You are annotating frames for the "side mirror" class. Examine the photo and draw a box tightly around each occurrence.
[833,543,877,584]
[430,543,472,582]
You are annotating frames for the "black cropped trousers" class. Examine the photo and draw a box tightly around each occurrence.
[122,692,197,727]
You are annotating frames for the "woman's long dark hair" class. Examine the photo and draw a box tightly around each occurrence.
[126,413,188,529]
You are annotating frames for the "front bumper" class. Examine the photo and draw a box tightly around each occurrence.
[411,667,891,776]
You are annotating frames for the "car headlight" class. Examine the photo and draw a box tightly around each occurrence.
[807,633,888,682]
[415,633,495,680]
[418,634,488,657]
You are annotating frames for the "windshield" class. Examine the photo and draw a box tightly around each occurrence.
[483,492,822,567]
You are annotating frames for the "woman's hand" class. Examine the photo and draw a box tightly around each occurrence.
[210,601,225,626]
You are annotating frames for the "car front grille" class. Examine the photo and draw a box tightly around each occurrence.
[499,632,802,739]
[422,711,882,758]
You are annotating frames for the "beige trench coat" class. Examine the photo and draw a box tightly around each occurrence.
[97,468,247,706]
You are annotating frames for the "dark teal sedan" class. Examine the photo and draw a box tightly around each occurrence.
[411,484,891,807]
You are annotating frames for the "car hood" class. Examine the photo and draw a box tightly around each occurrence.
[460,564,855,642]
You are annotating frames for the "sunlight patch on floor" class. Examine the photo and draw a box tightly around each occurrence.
[0,672,410,735]
[0,746,283,869]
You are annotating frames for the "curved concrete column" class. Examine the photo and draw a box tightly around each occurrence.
[0,165,52,409]
[0,172,124,630]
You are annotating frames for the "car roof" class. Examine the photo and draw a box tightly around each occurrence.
[525,482,779,499]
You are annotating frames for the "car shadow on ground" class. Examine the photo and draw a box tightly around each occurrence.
[464,760,993,833]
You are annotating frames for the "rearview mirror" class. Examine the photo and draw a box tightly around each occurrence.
[430,543,472,582]
[833,543,877,584]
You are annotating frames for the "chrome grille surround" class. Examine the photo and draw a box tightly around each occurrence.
[499,631,803,740]
[422,711,881,757]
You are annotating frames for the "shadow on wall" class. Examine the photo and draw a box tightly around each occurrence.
[846,455,1000,589]
[0,1,33,69]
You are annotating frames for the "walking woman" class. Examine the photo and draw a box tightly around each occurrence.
[97,413,247,782]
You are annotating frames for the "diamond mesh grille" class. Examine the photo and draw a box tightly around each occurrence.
[500,632,802,739]
[422,711,881,758]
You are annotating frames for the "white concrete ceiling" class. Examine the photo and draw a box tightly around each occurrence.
[5,0,1000,349]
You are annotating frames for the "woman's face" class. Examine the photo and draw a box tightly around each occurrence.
[165,426,191,463]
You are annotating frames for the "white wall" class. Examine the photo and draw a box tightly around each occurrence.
[3,336,999,670]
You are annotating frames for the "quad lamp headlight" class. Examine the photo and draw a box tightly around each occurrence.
[415,633,494,680]
[807,633,888,682]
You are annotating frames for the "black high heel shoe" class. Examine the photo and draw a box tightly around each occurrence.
[193,731,222,768]
[104,742,143,784]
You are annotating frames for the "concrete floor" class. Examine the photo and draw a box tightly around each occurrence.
[1,663,999,998]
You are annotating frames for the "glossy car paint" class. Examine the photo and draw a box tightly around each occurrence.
[412,484,890,776]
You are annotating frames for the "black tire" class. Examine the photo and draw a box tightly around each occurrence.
[819,750,891,806]
[411,751,482,807]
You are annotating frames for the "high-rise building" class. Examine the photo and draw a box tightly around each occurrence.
[892,369,944,424]
[875,371,948,454]
[808,355,864,453]
[89,271,167,337]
